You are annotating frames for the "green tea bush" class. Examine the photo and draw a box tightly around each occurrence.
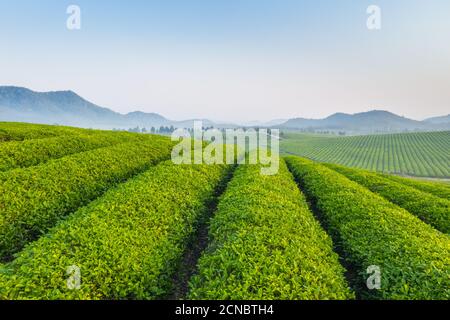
[0,162,231,299]
[286,156,450,300]
[325,163,450,234]
[0,137,173,259]
[189,160,354,300]
[0,122,93,142]
[380,173,450,200]
[0,131,147,171]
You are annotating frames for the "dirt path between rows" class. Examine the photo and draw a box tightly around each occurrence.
[166,166,236,300]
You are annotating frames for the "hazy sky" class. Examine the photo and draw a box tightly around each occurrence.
[1,0,449,122]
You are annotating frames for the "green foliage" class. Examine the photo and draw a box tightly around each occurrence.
[0,123,447,300]
[0,162,231,299]
[189,161,354,300]
[0,137,173,260]
[0,131,149,171]
[0,122,95,142]
[285,156,450,300]
[380,174,450,200]
[281,131,450,178]
[325,163,450,234]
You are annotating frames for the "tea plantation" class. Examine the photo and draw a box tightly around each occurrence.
[0,123,448,300]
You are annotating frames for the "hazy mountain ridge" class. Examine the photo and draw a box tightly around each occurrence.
[280,110,448,133]
[1,86,184,129]
[0,86,123,128]
[0,86,448,133]
[424,114,450,125]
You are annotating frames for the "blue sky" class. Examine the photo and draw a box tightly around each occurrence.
[1,0,449,122]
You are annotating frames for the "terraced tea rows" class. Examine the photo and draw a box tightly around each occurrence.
[380,173,450,199]
[0,123,448,300]
[325,164,450,234]
[286,157,450,299]
[189,161,353,300]
[0,131,147,171]
[281,131,450,178]
[0,162,231,299]
[0,137,173,259]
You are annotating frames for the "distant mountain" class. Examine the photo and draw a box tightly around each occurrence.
[0,86,243,129]
[424,114,450,125]
[241,119,288,127]
[0,86,190,129]
[279,110,449,133]
[123,111,171,128]
[1,86,448,133]
[0,86,124,128]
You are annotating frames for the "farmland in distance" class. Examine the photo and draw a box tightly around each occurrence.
[280,131,450,178]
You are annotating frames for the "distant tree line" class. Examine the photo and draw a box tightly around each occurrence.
[113,126,177,134]
[112,125,281,136]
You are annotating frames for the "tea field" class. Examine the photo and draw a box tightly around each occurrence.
[0,123,448,300]
[280,131,450,178]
